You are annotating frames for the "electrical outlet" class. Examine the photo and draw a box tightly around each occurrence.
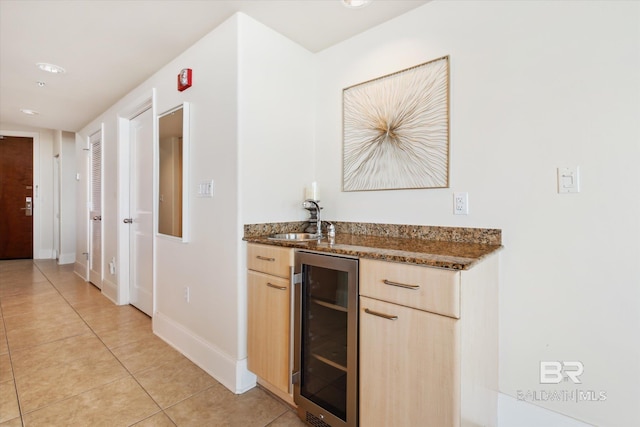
[454,192,469,215]
[184,287,190,303]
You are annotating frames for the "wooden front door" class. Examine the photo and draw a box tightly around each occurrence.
[0,136,34,259]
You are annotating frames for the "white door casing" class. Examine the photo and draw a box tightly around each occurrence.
[89,131,102,288]
[129,107,154,316]
[53,155,60,260]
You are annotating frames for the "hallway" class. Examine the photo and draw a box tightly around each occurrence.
[0,259,303,426]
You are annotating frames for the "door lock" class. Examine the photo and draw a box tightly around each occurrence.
[20,197,32,216]
[123,218,133,224]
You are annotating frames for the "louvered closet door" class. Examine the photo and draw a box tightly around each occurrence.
[89,131,102,288]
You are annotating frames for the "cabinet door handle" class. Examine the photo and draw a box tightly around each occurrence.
[383,279,420,290]
[364,308,398,321]
[256,256,275,262]
[267,282,287,291]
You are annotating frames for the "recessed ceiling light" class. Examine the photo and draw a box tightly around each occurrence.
[20,109,40,116]
[342,0,372,8]
[37,81,46,87]
[36,62,66,74]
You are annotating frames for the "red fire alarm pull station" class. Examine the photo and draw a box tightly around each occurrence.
[178,68,192,91]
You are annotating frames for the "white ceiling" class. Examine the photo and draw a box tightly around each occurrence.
[0,0,428,132]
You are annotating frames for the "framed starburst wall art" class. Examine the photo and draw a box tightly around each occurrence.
[342,56,450,191]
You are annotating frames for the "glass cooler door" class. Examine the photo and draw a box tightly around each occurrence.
[294,251,358,427]
[301,263,349,419]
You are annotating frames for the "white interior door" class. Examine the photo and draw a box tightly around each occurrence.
[129,108,154,315]
[89,131,102,288]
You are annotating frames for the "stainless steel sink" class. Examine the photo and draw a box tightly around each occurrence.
[267,233,320,242]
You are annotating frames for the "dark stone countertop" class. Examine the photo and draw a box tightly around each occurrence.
[243,221,502,270]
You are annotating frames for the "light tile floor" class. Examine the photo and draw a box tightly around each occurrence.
[0,259,305,427]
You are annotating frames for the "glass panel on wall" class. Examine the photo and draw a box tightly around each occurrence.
[158,106,184,238]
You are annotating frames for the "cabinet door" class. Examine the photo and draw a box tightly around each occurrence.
[247,271,290,392]
[359,296,460,427]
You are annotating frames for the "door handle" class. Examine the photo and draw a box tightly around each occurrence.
[364,308,398,321]
[267,282,287,291]
[382,279,420,290]
[123,218,133,224]
[92,215,102,221]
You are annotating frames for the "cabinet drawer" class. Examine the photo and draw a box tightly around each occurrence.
[247,243,293,278]
[359,258,460,318]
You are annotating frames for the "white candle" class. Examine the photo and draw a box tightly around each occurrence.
[305,181,319,200]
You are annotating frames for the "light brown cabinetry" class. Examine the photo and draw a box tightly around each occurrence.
[359,255,499,427]
[246,243,294,403]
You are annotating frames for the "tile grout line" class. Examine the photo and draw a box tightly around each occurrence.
[3,261,172,426]
[15,260,111,421]
[33,261,178,426]
[3,261,303,426]
[1,263,30,427]
[5,263,185,427]
[22,261,158,422]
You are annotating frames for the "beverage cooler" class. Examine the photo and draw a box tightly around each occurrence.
[293,251,359,427]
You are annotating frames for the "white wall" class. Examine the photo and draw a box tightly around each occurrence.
[54,130,76,264]
[70,2,638,424]
[238,14,316,225]
[237,11,316,365]
[77,14,243,390]
[314,1,640,426]
[74,12,315,394]
[153,14,243,391]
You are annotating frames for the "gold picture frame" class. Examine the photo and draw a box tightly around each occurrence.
[342,56,450,191]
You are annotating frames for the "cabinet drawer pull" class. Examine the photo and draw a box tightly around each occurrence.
[267,282,287,291]
[383,279,420,290]
[256,255,276,262]
[364,308,398,321]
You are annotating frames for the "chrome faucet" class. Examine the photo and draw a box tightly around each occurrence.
[303,199,322,237]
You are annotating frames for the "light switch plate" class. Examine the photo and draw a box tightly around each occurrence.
[557,167,580,193]
[196,180,214,198]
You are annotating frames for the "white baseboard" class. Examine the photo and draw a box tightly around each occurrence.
[236,357,258,394]
[153,311,256,394]
[498,393,594,427]
[101,278,118,304]
[57,252,75,265]
[36,249,53,260]
[132,287,152,317]
[74,261,88,280]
